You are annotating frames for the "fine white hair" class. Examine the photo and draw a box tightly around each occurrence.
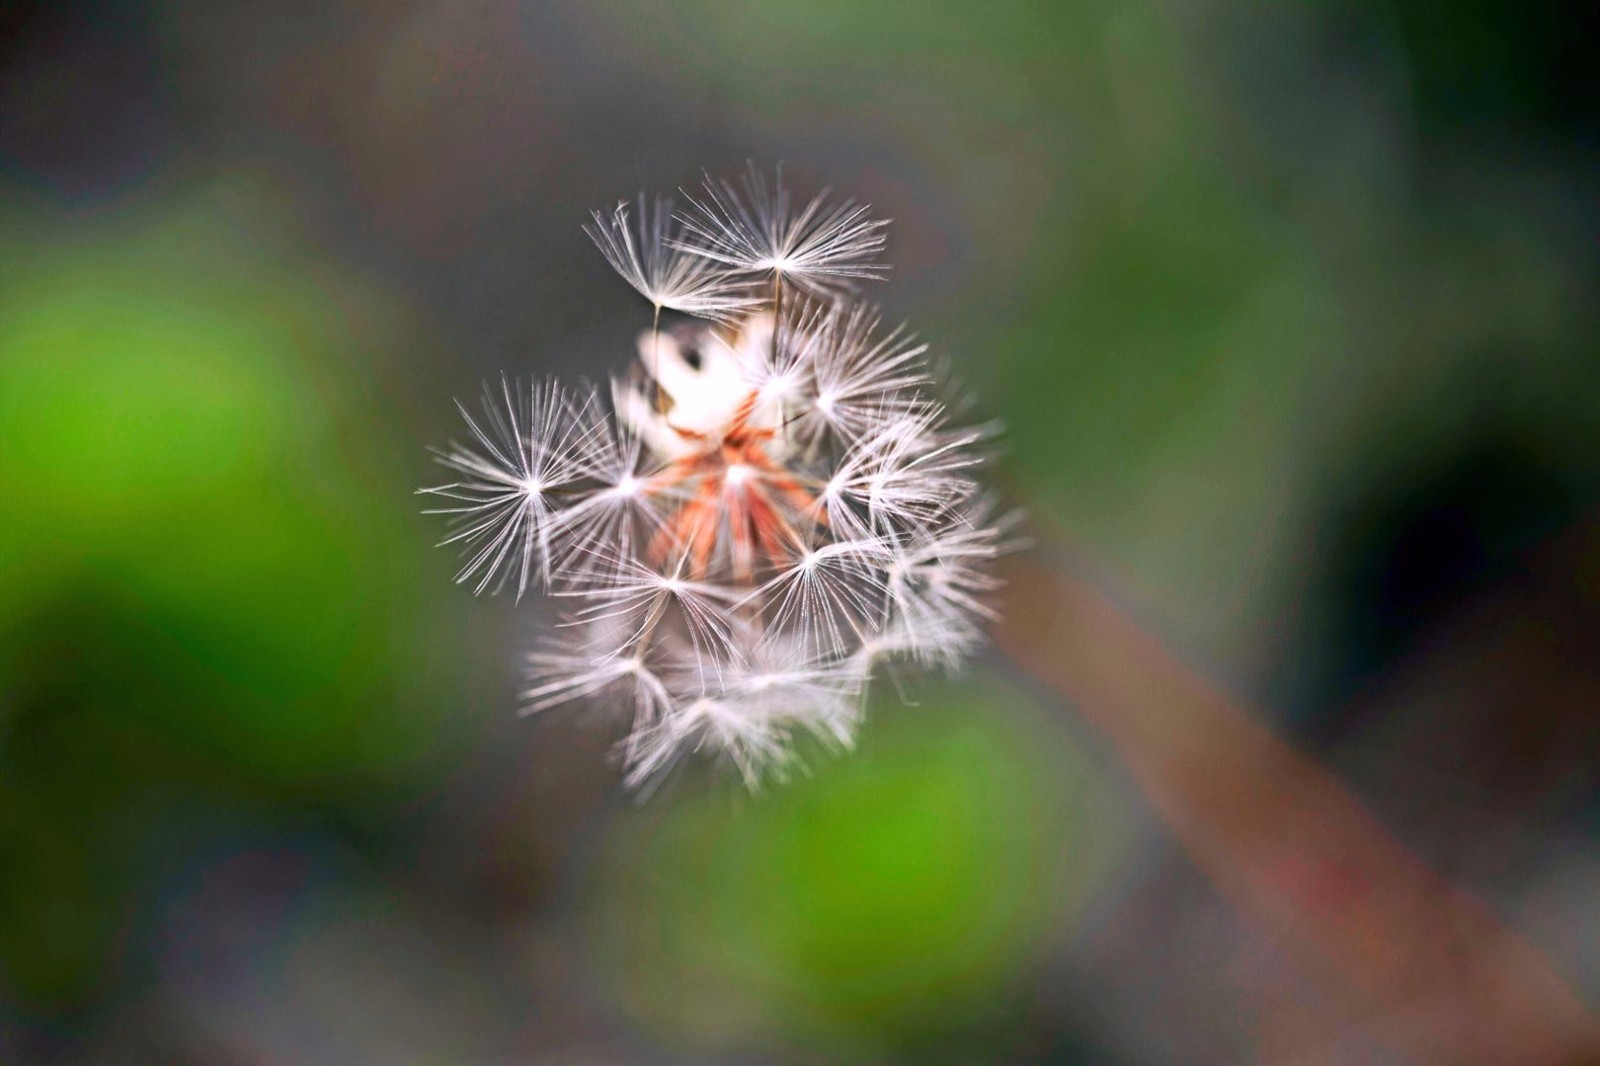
[423,166,1017,789]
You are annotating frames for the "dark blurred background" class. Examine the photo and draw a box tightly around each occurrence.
[0,1,1596,1062]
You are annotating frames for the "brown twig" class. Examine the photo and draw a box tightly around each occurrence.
[997,550,1600,1064]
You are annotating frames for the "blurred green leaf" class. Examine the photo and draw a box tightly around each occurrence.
[591,680,1121,1052]
[0,187,473,1009]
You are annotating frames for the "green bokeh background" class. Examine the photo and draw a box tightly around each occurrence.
[0,1,1594,1061]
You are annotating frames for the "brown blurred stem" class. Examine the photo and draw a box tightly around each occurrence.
[997,550,1600,1064]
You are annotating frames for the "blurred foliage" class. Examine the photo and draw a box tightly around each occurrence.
[590,681,1121,1056]
[0,185,473,1009]
[1360,0,1600,130]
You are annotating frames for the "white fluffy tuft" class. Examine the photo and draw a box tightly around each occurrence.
[424,167,1017,790]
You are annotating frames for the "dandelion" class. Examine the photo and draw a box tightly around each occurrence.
[422,166,1019,789]
[583,196,759,324]
[523,624,674,722]
[884,498,1019,670]
[419,377,600,599]
[546,381,667,573]
[799,302,931,447]
[675,163,890,301]
[817,406,987,539]
[562,548,744,674]
[745,537,894,654]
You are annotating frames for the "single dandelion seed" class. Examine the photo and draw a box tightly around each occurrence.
[419,377,601,599]
[561,548,745,673]
[884,497,1024,670]
[674,163,890,300]
[584,195,760,324]
[817,405,986,540]
[798,302,932,448]
[746,538,895,655]
[623,692,793,791]
[523,625,674,721]
[548,380,670,575]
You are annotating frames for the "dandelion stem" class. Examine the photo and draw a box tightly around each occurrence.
[633,593,668,658]
[770,270,783,366]
[650,302,662,387]
[997,552,1600,1064]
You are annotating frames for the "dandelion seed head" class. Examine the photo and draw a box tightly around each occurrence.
[423,166,1018,790]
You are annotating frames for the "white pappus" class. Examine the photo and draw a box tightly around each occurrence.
[422,165,1020,789]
